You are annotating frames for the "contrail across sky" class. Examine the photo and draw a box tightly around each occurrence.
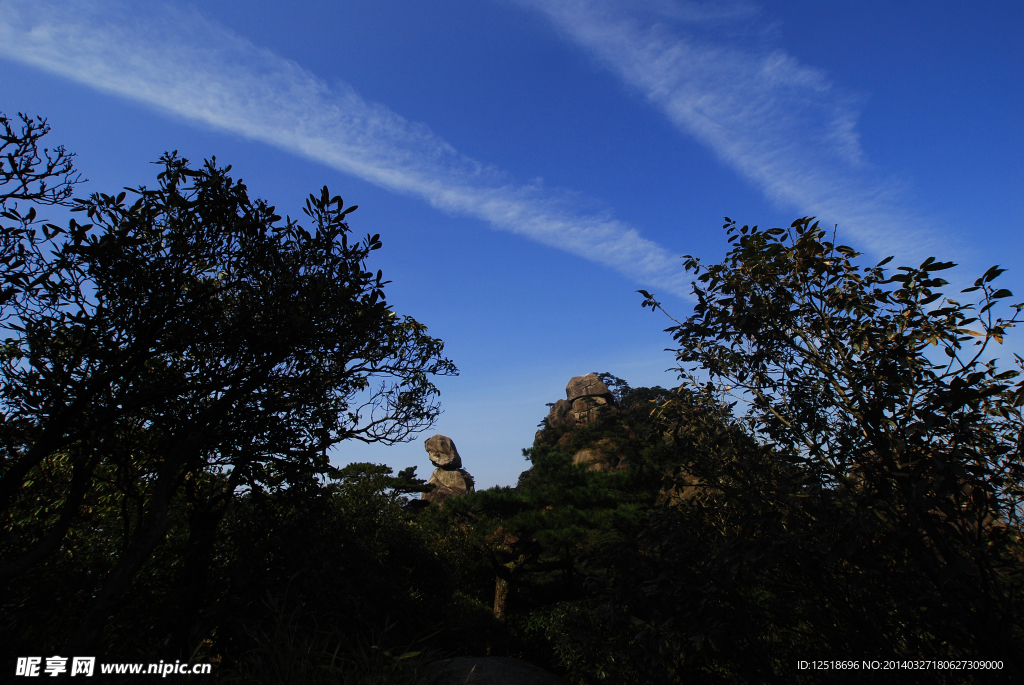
[0,0,694,298]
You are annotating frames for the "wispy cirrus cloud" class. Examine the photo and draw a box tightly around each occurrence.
[517,0,934,256]
[0,0,693,297]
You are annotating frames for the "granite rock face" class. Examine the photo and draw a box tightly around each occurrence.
[565,373,612,403]
[544,399,574,431]
[566,373,615,425]
[422,434,474,503]
[426,467,475,500]
[429,657,568,685]
[425,434,462,469]
[572,437,624,472]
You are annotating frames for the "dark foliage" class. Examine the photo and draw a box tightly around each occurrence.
[607,217,1024,682]
[200,464,452,668]
[416,388,686,672]
[1,118,456,663]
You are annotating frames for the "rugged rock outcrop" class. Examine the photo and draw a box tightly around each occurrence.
[422,434,474,503]
[535,373,618,446]
[542,399,574,433]
[566,372,615,425]
[565,373,613,404]
[572,436,623,472]
[521,373,633,478]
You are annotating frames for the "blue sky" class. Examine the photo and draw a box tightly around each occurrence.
[1,0,1021,488]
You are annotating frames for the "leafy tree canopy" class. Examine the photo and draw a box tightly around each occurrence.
[621,217,1024,681]
[1,115,456,654]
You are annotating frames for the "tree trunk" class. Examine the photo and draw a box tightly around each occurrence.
[64,431,201,655]
[493,575,509,623]
[169,470,240,651]
[0,450,99,582]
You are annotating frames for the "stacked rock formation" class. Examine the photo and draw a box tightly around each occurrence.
[529,373,626,473]
[566,373,616,424]
[536,373,617,444]
[421,434,475,503]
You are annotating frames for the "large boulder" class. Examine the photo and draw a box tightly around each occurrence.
[544,399,574,431]
[423,467,475,503]
[571,395,610,425]
[565,374,616,426]
[536,375,620,444]
[422,434,474,503]
[565,373,613,403]
[534,399,575,444]
[425,434,462,469]
[429,657,568,685]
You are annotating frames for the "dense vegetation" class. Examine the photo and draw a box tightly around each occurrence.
[3,113,1023,683]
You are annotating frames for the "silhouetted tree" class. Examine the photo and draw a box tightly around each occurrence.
[0,111,81,208]
[1,139,456,655]
[615,217,1024,681]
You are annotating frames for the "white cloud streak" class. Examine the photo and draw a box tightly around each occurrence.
[0,0,693,297]
[517,0,934,256]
